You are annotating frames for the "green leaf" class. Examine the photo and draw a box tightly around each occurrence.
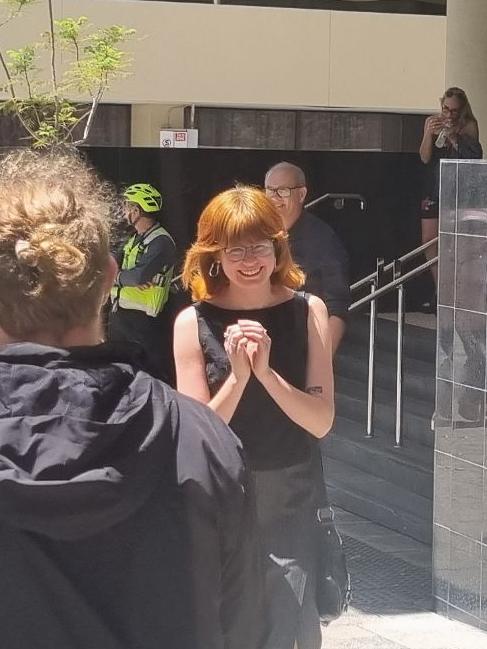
[6,45,36,75]
[55,16,88,44]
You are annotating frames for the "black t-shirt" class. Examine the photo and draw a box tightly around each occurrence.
[288,210,350,319]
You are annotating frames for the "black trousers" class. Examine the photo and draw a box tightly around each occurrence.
[107,307,175,386]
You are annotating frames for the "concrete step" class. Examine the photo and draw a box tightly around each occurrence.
[335,375,434,448]
[336,374,433,419]
[344,313,436,364]
[325,457,433,544]
[321,416,433,499]
[335,341,435,403]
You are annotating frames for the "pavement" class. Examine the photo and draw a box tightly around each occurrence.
[322,508,487,649]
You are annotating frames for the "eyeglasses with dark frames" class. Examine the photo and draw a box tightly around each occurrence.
[223,240,275,262]
[264,185,304,199]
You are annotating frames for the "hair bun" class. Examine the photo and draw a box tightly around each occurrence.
[0,148,113,339]
[15,232,87,289]
[36,237,87,286]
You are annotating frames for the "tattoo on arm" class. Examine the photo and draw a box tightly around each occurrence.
[306,386,323,396]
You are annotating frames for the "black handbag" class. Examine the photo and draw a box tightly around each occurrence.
[315,451,351,625]
[316,504,351,624]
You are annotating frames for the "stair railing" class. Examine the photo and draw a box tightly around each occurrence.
[349,238,438,447]
[305,192,367,211]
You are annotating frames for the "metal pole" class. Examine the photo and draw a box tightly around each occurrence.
[395,261,405,448]
[366,281,377,438]
[365,257,383,438]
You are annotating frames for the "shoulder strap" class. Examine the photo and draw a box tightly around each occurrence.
[143,224,175,246]
[296,291,311,327]
[297,290,310,302]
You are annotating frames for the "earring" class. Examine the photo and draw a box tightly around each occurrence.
[209,260,220,278]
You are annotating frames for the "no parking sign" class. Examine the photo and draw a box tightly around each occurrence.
[159,129,199,148]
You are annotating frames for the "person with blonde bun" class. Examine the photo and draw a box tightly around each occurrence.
[0,149,262,649]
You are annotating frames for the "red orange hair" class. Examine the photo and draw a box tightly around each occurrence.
[182,185,305,300]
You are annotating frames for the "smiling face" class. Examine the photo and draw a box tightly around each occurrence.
[219,238,276,289]
[265,165,307,229]
[184,186,305,301]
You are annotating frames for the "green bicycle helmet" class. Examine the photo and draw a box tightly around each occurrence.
[123,183,162,213]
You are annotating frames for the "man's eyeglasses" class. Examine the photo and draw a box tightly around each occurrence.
[223,240,274,262]
[265,185,304,199]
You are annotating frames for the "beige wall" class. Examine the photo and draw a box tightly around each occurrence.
[1,1,445,110]
[131,104,185,146]
[0,1,447,145]
[446,0,487,152]
[330,11,446,111]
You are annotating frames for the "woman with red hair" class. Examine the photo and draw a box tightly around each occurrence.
[174,185,335,649]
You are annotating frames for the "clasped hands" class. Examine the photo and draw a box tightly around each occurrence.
[223,319,271,382]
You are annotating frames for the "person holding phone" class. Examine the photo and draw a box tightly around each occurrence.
[419,87,482,309]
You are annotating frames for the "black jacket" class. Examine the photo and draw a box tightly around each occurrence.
[0,343,262,649]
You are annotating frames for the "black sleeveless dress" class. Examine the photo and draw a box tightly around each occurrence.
[194,294,324,649]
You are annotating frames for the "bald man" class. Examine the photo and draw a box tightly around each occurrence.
[265,162,350,355]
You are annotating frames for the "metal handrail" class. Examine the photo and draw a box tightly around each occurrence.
[349,248,438,448]
[305,192,367,211]
[350,256,437,312]
[350,236,438,292]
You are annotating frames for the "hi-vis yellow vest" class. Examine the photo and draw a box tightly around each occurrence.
[111,225,174,317]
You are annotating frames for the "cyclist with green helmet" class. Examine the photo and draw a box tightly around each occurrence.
[109,183,177,383]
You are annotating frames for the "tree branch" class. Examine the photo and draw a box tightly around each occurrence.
[0,5,22,31]
[13,105,41,141]
[74,37,94,98]
[23,72,43,132]
[66,105,91,138]
[23,69,32,99]
[0,49,16,99]
[73,92,101,145]
[47,0,59,128]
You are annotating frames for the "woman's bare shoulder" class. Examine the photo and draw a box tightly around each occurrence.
[174,304,198,332]
[306,293,329,318]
